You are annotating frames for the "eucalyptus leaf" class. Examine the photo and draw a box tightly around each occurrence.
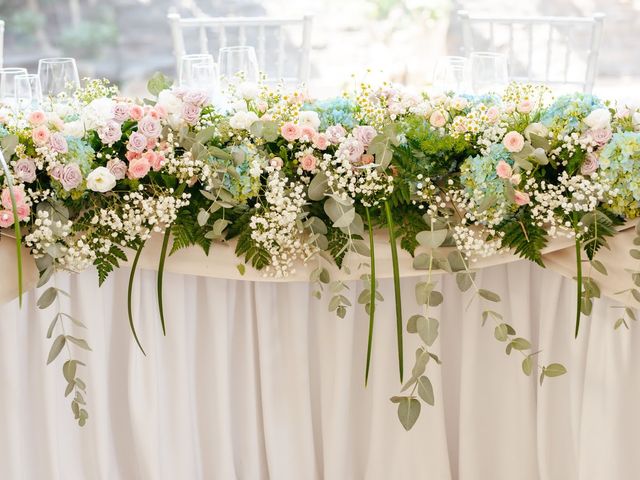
[416,229,447,249]
[47,335,66,364]
[478,289,501,302]
[65,336,91,351]
[418,317,439,346]
[544,363,567,377]
[37,287,58,309]
[522,356,533,376]
[417,376,435,405]
[397,397,421,431]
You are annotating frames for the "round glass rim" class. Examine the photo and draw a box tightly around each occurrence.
[0,67,28,73]
[438,55,468,63]
[14,73,38,79]
[38,57,76,64]
[469,51,506,59]
[219,45,256,53]
[181,53,214,60]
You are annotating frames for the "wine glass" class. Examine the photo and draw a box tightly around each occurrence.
[15,74,43,112]
[469,52,509,95]
[0,67,28,104]
[218,46,260,88]
[179,53,215,87]
[432,56,470,94]
[37,57,80,99]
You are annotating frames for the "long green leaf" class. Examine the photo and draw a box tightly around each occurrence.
[574,237,583,338]
[385,200,403,382]
[365,207,376,386]
[157,227,171,336]
[0,151,23,307]
[128,242,147,355]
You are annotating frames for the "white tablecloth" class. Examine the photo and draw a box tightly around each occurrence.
[0,262,639,479]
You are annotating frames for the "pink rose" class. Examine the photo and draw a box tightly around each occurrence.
[49,165,63,181]
[32,125,50,146]
[183,90,209,107]
[516,100,533,113]
[503,131,525,153]
[146,137,157,150]
[16,203,30,221]
[581,152,599,175]
[486,106,500,123]
[0,210,14,228]
[107,159,128,180]
[300,126,316,141]
[59,164,82,191]
[589,128,612,146]
[181,103,201,126]
[326,125,347,144]
[130,105,144,121]
[14,158,37,183]
[127,157,151,179]
[338,137,365,163]
[1,185,26,209]
[138,115,162,138]
[353,126,377,146]
[514,190,530,206]
[143,151,164,171]
[125,151,141,162]
[299,154,317,171]
[312,133,329,150]
[154,105,167,119]
[269,157,283,169]
[495,160,513,179]
[49,133,68,154]
[98,120,122,145]
[281,122,301,142]
[429,110,447,128]
[28,110,47,126]
[113,103,131,122]
[360,153,375,165]
[127,131,147,152]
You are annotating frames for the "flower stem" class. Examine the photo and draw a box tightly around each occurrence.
[384,200,403,382]
[575,237,583,338]
[365,206,376,386]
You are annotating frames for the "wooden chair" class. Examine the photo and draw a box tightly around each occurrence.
[458,11,605,93]
[168,11,313,84]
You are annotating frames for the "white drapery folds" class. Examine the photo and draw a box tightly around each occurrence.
[1,262,639,480]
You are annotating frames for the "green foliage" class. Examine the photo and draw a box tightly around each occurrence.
[94,245,127,286]
[170,209,212,256]
[580,208,623,261]
[235,228,270,270]
[498,209,548,266]
[327,226,350,268]
[398,210,428,256]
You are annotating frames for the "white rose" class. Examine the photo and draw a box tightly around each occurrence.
[81,98,115,130]
[157,90,183,116]
[63,120,85,138]
[229,111,259,130]
[86,167,117,193]
[238,82,260,100]
[298,111,321,130]
[54,103,74,118]
[584,108,611,130]
[524,122,549,142]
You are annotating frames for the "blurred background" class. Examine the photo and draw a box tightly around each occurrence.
[0,0,636,97]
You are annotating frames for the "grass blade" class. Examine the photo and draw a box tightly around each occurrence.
[157,227,171,336]
[365,207,376,386]
[128,242,147,355]
[385,200,403,382]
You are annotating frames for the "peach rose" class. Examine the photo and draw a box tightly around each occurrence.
[130,105,144,121]
[429,110,446,128]
[516,100,533,114]
[360,154,375,165]
[32,125,50,146]
[495,160,513,179]
[503,131,525,153]
[281,122,301,142]
[299,154,316,171]
[312,133,329,150]
[269,157,284,169]
[514,190,530,206]
[28,110,47,126]
[127,157,151,179]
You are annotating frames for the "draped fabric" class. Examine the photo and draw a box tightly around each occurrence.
[1,261,639,479]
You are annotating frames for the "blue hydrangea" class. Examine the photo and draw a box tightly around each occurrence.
[460,143,512,199]
[65,137,95,174]
[598,131,640,218]
[303,97,356,130]
[541,93,604,135]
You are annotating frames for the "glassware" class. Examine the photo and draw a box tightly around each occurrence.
[179,53,215,88]
[217,46,260,87]
[432,56,470,94]
[469,52,509,95]
[15,74,43,112]
[0,67,28,103]
[37,57,80,99]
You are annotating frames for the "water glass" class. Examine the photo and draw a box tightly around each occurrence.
[218,46,260,86]
[38,57,80,98]
[0,67,28,103]
[469,52,509,95]
[432,56,470,94]
[179,53,215,88]
[15,74,43,112]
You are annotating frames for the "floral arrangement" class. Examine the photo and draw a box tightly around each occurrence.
[1,73,639,431]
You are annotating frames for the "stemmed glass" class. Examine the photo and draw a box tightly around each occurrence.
[179,53,216,88]
[469,52,509,95]
[37,57,80,100]
[432,56,470,94]
[217,46,260,89]
[0,67,28,105]
[15,74,43,112]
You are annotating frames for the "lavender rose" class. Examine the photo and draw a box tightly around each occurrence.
[183,90,209,107]
[182,103,201,126]
[98,120,123,145]
[49,133,68,154]
[137,115,162,138]
[337,137,365,163]
[107,159,128,180]
[581,152,599,176]
[127,131,147,152]
[59,163,83,191]
[14,158,37,183]
[589,128,612,146]
[353,126,377,146]
[326,124,347,144]
[113,103,131,123]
